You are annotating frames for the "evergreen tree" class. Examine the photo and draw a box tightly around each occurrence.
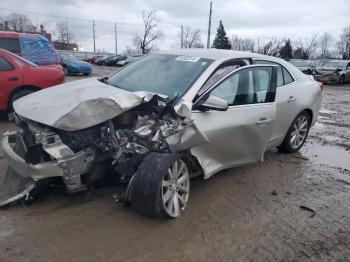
[279,39,293,59]
[212,20,232,49]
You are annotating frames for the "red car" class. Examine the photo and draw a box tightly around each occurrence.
[0,49,64,111]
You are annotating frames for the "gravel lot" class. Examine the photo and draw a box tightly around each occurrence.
[0,65,349,262]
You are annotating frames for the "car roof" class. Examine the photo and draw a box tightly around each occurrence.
[0,31,43,39]
[156,49,280,61]
[0,31,21,38]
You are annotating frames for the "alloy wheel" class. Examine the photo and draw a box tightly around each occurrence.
[161,159,190,218]
[290,115,309,150]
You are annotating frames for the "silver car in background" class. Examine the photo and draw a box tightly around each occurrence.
[314,60,350,84]
[0,49,322,218]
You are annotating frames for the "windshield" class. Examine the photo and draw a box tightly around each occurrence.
[106,54,213,98]
[321,61,347,69]
[60,54,79,62]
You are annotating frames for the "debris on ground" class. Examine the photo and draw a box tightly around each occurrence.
[299,205,316,218]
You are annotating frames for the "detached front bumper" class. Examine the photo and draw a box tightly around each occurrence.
[1,131,64,180]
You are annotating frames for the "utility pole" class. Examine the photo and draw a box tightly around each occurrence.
[206,1,212,49]
[65,20,68,50]
[92,20,96,53]
[114,22,118,54]
[180,25,184,49]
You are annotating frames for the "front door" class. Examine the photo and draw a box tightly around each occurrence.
[191,65,278,178]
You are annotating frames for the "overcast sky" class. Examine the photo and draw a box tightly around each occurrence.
[0,0,349,53]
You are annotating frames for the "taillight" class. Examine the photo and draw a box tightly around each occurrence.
[317,81,324,91]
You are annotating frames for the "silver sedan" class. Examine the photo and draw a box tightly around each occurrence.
[1,49,322,218]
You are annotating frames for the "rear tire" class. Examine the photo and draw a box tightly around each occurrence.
[278,111,311,153]
[130,152,190,218]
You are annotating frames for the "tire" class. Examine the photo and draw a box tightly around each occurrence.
[129,152,190,218]
[278,111,311,153]
[83,73,90,76]
[63,67,69,76]
[338,75,345,85]
[9,89,35,112]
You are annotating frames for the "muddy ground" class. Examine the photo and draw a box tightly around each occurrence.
[0,65,349,262]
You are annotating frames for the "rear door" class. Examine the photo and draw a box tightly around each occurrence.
[191,65,278,178]
[253,59,301,145]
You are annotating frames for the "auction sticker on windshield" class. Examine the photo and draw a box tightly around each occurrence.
[175,56,200,62]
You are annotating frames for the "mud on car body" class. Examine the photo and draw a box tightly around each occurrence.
[0,50,322,218]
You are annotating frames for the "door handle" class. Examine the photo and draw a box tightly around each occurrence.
[256,118,272,126]
[287,96,296,103]
[8,76,18,81]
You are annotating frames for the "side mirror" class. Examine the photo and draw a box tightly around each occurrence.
[195,95,229,111]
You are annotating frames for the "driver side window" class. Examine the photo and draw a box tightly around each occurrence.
[209,67,274,106]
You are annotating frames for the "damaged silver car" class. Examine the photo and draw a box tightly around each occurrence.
[314,60,350,84]
[0,50,322,218]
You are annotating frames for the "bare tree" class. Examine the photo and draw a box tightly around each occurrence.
[319,32,333,58]
[257,38,283,56]
[6,12,35,32]
[54,22,74,49]
[230,35,255,52]
[295,34,319,59]
[337,26,350,59]
[134,10,163,54]
[179,26,203,48]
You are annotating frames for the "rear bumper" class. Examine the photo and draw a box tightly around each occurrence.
[1,131,64,180]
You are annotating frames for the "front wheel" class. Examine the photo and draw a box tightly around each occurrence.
[63,67,69,76]
[338,75,345,85]
[279,111,311,153]
[129,152,190,218]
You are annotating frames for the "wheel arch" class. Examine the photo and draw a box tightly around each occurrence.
[7,85,41,110]
[302,108,313,123]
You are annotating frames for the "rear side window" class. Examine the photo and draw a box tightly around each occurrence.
[0,56,14,71]
[254,59,295,86]
[283,67,294,84]
[0,38,21,53]
[254,60,283,87]
[19,34,60,65]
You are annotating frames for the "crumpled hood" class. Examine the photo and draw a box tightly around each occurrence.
[13,78,167,131]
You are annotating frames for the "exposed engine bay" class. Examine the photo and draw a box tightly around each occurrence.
[1,95,200,202]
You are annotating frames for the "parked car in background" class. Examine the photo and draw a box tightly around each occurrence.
[116,56,140,66]
[314,60,350,84]
[0,31,60,65]
[1,50,322,218]
[82,55,104,63]
[104,55,127,66]
[60,54,92,76]
[289,59,316,75]
[0,49,64,112]
[94,55,112,65]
